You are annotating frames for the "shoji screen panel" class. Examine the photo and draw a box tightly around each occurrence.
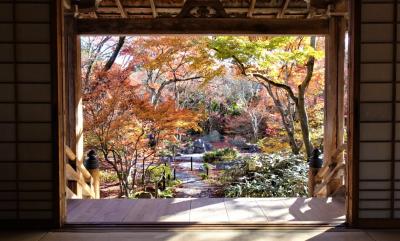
[0,0,57,225]
[357,0,399,222]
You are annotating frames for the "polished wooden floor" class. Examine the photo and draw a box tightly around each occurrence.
[66,197,345,224]
[2,229,400,241]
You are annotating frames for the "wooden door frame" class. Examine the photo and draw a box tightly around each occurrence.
[58,16,353,227]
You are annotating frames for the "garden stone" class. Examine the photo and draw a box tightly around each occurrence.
[204,142,213,151]
[193,139,206,153]
[203,130,223,142]
[241,143,260,153]
[181,145,194,154]
[230,136,247,148]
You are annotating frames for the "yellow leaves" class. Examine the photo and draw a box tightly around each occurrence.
[258,137,291,154]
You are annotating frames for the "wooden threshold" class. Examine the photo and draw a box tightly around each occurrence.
[65,197,346,228]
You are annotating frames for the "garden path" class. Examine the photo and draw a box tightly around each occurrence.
[173,154,217,198]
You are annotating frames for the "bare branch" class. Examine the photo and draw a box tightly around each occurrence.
[253,73,298,103]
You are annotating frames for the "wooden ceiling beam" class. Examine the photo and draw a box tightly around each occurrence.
[90,11,98,18]
[95,7,309,15]
[77,18,329,35]
[115,0,128,18]
[149,0,158,18]
[247,0,256,18]
[277,0,290,18]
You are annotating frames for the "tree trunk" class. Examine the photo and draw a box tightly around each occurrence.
[297,97,313,157]
[265,84,300,154]
[297,36,316,157]
[103,36,126,71]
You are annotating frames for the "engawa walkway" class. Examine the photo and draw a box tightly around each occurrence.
[66,197,345,224]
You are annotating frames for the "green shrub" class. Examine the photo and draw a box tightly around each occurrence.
[100,170,119,183]
[148,164,172,183]
[199,173,209,180]
[203,148,239,163]
[222,152,308,197]
[132,191,153,199]
[168,179,182,187]
[158,187,174,198]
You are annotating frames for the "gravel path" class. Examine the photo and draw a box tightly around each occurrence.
[173,154,216,198]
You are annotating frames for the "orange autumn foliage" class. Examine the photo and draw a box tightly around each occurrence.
[83,66,204,196]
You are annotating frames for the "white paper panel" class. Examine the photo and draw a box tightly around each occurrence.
[0,84,15,102]
[18,123,51,142]
[15,3,49,22]
[19,182,52,191]
[16,24,50,42]
[395,162,400,178]
[18,143,52,161]
[359,181,391,189]
[361,4,394,22]
[0,64,14,82]
[19,192,52,200]
[20,201,52,210]
[0,164,16,180]
[0,124,16,142]
[397,84,400,101]
[18,163,52,180]
[0,4,13,21]
[0,24,13,42]
[0,44,14,62]
[396,123,400,140]
[396,144,400,160]
[361,44,393,62]
[359,210,391,219]
[360,83,392,101]
[0,212,17,220]
[0,201,17,210]
[18,84,51,102]
[360,200,390,209]
[17,64,50,82]
[0,0,54,223]
[360,142,391,161]
[0,104,15,122]
[361,64,392,82]
[360,123,392,141]
[18,104,51,122]
[362,24,393,42]
[396,103,400,120]
[0,183,16,191]
[359,191,391,199]
[0,192,17,200]
[0,144,16,161]
[360,103,392,121]
[16,44,50,62]
[19,211,52,220]
[360,162,391,179]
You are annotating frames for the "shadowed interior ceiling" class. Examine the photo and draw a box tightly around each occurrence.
[66,0,347,20]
